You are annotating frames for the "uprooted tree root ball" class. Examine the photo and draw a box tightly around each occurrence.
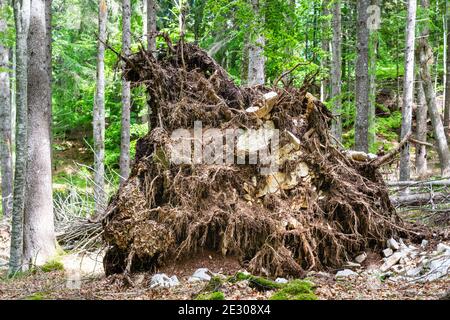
[102,39,404,277]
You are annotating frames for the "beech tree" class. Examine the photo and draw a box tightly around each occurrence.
[119,0,131,184]
[417,0,450,177]
[0,0,13,219]
[247,0,265,86]
[354,0,370,152]
[9,0,30,274]
[399,0,417,181]
[93,0,107,217]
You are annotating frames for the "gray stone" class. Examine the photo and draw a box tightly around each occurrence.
[405,266,423,277]
[383,248,393,257]
[190,268,212,281]
[436,243,450,254]
[421,239,428,249]
[344,261,361,268]
[355,252,367,264]
[150,273,180,288]
[335,269,358,279]
[387,238,400,251]
[380,252,404,272]
[275,277,288,284]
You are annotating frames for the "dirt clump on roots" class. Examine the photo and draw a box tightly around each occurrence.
[102,39,404,278]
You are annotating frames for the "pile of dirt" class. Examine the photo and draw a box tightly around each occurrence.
[102,39,404,278]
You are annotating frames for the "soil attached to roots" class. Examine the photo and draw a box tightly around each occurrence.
[102,40,404,278]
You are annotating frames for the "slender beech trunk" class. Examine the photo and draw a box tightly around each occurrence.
[0,0,13,218]
[417,0,450,177]
[368,0,380,150]
[119,0,131,184]
[444,0,450,139]
[399,0,417,181]
[247,0,265,86]
[355,0,370,152]
[331,0,342,142]
[415,78,428,178]
[147,0,156,132]
[320,0,330,102]
[93,0,107,217]
[23,0,55,267]
[9,0,30,275]
[147,0,156,55]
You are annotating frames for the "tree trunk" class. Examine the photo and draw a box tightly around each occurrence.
[355,0,370,152]
[368,0,380,150]
[23,0,56,267]
[415,78,428,178]
[0,0,13,219]
[9,0,30,275]
[247,0,265,86]
[120,0,131,184]
[444,0,450,139]
[320,0,330,102]
[147,0,156,55]
[331,0,342,142]
[418,0,450,177]
[147,0,156,132]
[399,0,417,182]
[93,0,107,217]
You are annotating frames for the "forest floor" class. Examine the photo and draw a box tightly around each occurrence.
[0,227,449,300]
[1,133,449,300]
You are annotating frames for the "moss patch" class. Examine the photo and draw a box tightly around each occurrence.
[25,292,48,300]
[229,272,283,291]
[195,291,225,300]
[269,280,317,300]
[39,260,64,273]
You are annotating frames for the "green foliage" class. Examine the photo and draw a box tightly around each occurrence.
[39,260,65,273]
[229,272,283,291]
[25,292,47,300]
[195,291,225,300]
[269,279,317,300]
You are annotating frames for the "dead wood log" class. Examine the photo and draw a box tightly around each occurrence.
[387,179,450,187]
[371,131,412,167]
[390,192,450,206]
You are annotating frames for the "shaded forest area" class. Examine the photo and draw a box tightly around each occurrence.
[0,0,449,300]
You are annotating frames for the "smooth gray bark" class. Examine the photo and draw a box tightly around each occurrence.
[23,0,56,267]
[0,0,13,218]
[93,0,107,217]
[331,0,342,141]
[147,0,156,55]
[120,0,131,184]
[399,0,417,181]
[368,0,380,150]
[415,79,428,178]
[355,0,370,152]
[146,0,156,132]
[9,0,30,275]
[320,0,330,102]
[247,0,265,86]
[444,0,450,139]
[418,0,450,177]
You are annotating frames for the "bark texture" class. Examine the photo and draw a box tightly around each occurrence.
[417,0,450,177]
[415,79,428,178]
[331,0,342,142]
[119,0,131,184]
[399,0,417,181]
[23,0,56,267]
[9,0,30,274]
[355,0,370,152]
[93,0,107,217]
[247,0,265,86]
[0,0,13,218]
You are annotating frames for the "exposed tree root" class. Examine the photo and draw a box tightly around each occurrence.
[102,40,405,277]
